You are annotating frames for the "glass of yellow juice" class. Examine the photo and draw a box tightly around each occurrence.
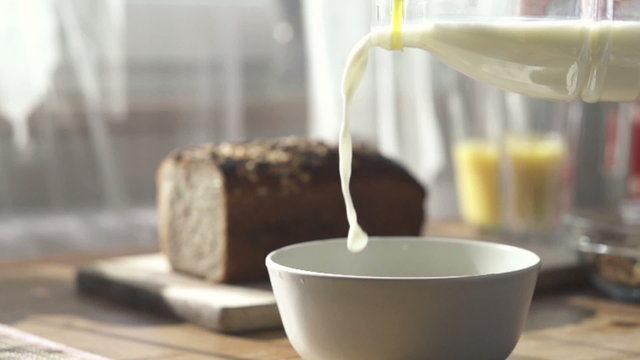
[452,87,580,234]
[501,93,580,235]
[450,83,504,229]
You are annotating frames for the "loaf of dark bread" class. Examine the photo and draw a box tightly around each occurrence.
[157,137,426,283]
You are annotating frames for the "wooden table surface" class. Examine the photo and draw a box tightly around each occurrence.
[2,228,640,359]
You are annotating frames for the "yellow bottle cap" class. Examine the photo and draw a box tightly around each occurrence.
[391,0,404,50]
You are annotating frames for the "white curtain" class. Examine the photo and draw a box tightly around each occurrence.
[0,0,305,258]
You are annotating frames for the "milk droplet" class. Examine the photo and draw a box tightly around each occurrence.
[347,224,368,252]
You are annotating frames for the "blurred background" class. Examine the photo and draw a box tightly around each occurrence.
[0,0,619,259]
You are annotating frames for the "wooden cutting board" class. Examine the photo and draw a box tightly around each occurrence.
[76,254,280,334]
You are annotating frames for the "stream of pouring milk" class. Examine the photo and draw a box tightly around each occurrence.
[341,19,640,252]
[340,34,372,253]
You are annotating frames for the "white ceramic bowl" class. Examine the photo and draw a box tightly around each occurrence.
[266,237,540,360]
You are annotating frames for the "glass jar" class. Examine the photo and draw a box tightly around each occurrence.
[567,211,640,302]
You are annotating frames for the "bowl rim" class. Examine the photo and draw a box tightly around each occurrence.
[265,236,541,281]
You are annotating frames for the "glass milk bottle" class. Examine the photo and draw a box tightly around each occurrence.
[372,0,640,103]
